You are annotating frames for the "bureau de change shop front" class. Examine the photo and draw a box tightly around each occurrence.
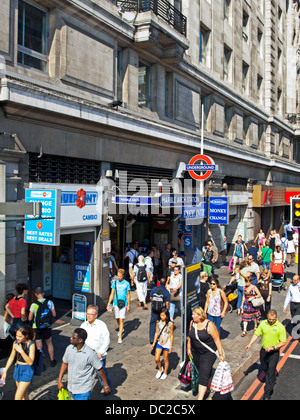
[25,183,103,317]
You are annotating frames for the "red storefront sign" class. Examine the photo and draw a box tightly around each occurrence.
[285,191,300,204]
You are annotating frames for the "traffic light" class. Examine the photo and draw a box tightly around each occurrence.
[291,197,300,227]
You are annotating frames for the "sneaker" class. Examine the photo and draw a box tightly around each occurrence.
[118,338,123,344]
[50,359,57,368]
[160,373,168,380]
[155,369,163,379]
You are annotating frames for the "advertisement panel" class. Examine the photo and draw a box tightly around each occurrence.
[24,189,61,246]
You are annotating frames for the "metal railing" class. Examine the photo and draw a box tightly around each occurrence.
[114,0,187,37]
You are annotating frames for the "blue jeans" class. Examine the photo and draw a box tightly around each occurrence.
[96,359,111,388]
[237,285,244,309]
[71,391,91,400]
[262,262,271,270]
[207,314,222,335]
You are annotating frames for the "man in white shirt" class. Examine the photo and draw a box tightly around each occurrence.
[283,275,300,328]
[81,304,111,391]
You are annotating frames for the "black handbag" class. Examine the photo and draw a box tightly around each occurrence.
[115,281,126,309]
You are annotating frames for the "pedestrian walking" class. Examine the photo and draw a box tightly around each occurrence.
[81,305,111,391]
[286,238,295,267]
[57,328,111,400]
[273,245,284,265]
[106,269,131,344]
[132,255,151,309]
[240,276,262,337]
[166,265,183,321]
[232,237,244,271]
[124,243,139,283]
[151,244,161,281]
[2,325,35,400]
[255,229,265,249]
[168,250,185,268]
[204,279,228,335]
[245,310,286,400]
[258,240,274,270]
[258,269,272,319]
[149,278,170,343]
[280,234,288,264]
[245,254,260,286]
[202,242,217,279]
[151,308,174,380]
[198,272,210,309]
[161,243,172,277]
[187,307,225,400]
[28,287,57,367]
[283,275,300,328]
[5,283,28,339]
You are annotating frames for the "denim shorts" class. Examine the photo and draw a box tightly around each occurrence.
[71,391,91,400]
[13,364,34,383]
[156,343,169,352]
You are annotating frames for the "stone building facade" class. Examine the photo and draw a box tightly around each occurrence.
[0,0,299,310]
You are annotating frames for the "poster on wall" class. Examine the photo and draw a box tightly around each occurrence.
[74,263,91,293]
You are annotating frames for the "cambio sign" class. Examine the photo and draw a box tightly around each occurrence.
[30,184,103,229]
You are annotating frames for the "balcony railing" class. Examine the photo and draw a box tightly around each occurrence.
[114,0,187,37]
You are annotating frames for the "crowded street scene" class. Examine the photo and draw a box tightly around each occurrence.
[1,0,300,406]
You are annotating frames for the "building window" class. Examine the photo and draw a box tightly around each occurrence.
[165,72,173,118]
[224,0,232,24]
[278,47,282,74]
[17,0,47,72]
[200,26,210,66]
[242,10,249,43]
[257,28,263,57]
[224,106,231,138]
[117,49,123,101]
[224,45,232,83]
[277,88,283,115]
[138,61,152,109]
[242,61,249,94]
[257,74,263,104]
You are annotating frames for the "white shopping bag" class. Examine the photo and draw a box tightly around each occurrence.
[211,361,234,395]
[0,368,5,387]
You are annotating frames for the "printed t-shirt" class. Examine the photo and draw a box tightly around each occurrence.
[112,280,131,307]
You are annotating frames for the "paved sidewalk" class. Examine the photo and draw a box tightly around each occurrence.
[0,263,296,400]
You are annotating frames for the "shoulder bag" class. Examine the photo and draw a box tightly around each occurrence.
[115,281,126,309]
[151,323,167,356]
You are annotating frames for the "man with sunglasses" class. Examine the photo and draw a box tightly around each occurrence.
[245,309,286,400]
[245,254,260,286]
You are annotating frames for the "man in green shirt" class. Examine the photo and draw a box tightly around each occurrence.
[245,309,286,400]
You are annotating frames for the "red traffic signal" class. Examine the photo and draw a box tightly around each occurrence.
[291,197,300,227]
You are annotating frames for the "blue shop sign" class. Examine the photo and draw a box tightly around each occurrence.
[24,189,60,246]
[209,197,229,225]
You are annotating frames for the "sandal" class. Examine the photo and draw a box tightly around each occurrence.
[241,331,247,337]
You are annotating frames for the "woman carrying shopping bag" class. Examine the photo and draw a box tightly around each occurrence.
[187,307,225,400]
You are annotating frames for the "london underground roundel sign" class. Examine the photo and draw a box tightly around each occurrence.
[186,154,217,181]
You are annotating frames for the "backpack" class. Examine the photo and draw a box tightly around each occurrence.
[280,238,287,251]
[137,264,148,282]
[152,288,165,313]
[35,300,52,329]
